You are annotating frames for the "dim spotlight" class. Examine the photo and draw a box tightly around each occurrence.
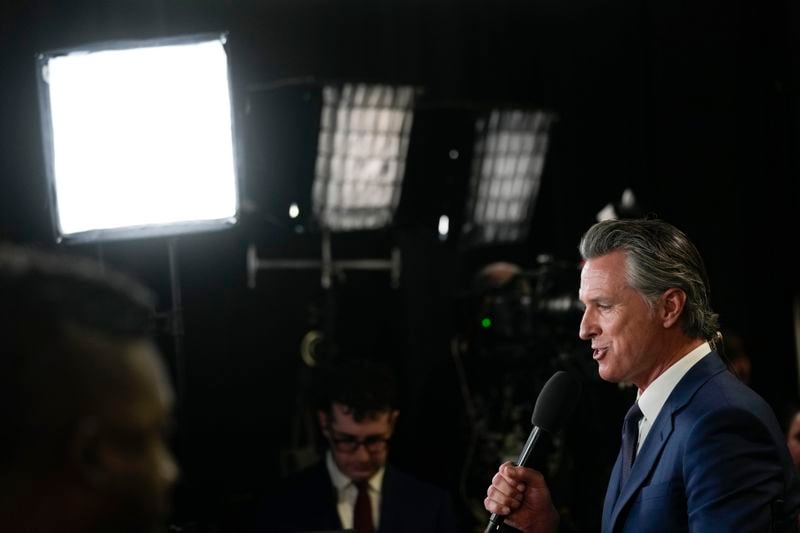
[312,83,415,231]
[462,109,554,246]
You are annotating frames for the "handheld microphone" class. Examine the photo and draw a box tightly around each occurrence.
[485,370,582,533]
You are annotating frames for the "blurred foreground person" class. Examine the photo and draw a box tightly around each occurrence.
[0,245,178,533]
[785,404,800,473]
[484,219,800,532]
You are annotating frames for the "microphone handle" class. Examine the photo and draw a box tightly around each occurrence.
[484,426,544,532]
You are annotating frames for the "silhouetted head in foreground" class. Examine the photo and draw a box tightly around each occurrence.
[0,245,178,533]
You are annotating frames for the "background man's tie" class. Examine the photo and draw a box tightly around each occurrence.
[353,481,375,533]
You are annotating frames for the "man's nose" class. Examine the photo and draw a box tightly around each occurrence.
[578,309,597,340]
[161,447,179,487]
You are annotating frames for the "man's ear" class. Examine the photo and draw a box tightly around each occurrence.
[68,417,108,489]
[660,288,687,328]
[389,410,400,429]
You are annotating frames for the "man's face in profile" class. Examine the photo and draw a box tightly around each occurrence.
[96,341,178,533]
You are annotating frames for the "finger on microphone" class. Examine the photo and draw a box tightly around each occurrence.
[484,495,511,516]
[497,464,527,493]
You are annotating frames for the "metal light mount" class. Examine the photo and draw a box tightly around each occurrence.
[244,82,413,291]
[246,230,401,290]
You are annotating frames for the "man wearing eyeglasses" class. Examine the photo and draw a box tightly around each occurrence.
[258,359,458,533]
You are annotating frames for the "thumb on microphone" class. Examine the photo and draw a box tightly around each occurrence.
[484,461,560,533]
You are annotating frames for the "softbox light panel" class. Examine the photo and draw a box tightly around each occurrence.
[36,33,239,242]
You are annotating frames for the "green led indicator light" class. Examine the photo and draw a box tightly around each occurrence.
[481,317,492,328]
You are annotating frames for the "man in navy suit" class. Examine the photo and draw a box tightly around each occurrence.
[260,359,458,533]
[484,218,800,532]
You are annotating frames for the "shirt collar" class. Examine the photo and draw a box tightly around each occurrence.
[325,450,385,493]
[637,341,711,422]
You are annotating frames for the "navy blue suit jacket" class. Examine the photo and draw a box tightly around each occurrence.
[602,352,800,532]
[257,461,458,533]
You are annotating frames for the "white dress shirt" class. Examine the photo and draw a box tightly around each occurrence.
[325,451,385,530]
[635,342,711,452]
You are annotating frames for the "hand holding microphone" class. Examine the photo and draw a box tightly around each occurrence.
[484,371,581,533]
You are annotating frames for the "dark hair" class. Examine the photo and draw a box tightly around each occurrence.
[0,245,155,339]
[0,244,157,472]
[578,219,719,340]
[313,359,399,422]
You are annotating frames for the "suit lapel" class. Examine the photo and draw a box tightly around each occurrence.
[377,466,397,533]
[602,453,623,529]
[606,352,727,531]
[607,403,676,528]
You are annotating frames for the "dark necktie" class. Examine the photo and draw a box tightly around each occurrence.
[620,402,643,487]
[353,481,375,533]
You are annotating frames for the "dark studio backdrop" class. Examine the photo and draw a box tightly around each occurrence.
[1,1,799,532]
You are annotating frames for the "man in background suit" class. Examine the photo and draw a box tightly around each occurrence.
[483,218,800,532]
[0,245,178,533]
[259,358,458,533]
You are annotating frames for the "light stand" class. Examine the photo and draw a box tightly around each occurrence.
[167,238,187,408]
[36,32,240,416]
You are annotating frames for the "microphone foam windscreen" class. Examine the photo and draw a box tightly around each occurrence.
[531,371,582,433]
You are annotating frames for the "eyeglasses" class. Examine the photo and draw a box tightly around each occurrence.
[328,431,390,453]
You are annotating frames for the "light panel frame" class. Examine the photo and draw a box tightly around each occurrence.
[36,32,239,243]
[462,109,554,246]
[312,83,415,232]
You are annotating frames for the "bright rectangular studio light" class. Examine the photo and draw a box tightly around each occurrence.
[312,83,415,231]
[37,34,238,242]
[462,110,554,245]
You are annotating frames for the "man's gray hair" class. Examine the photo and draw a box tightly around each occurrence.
[578,219,719,340]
